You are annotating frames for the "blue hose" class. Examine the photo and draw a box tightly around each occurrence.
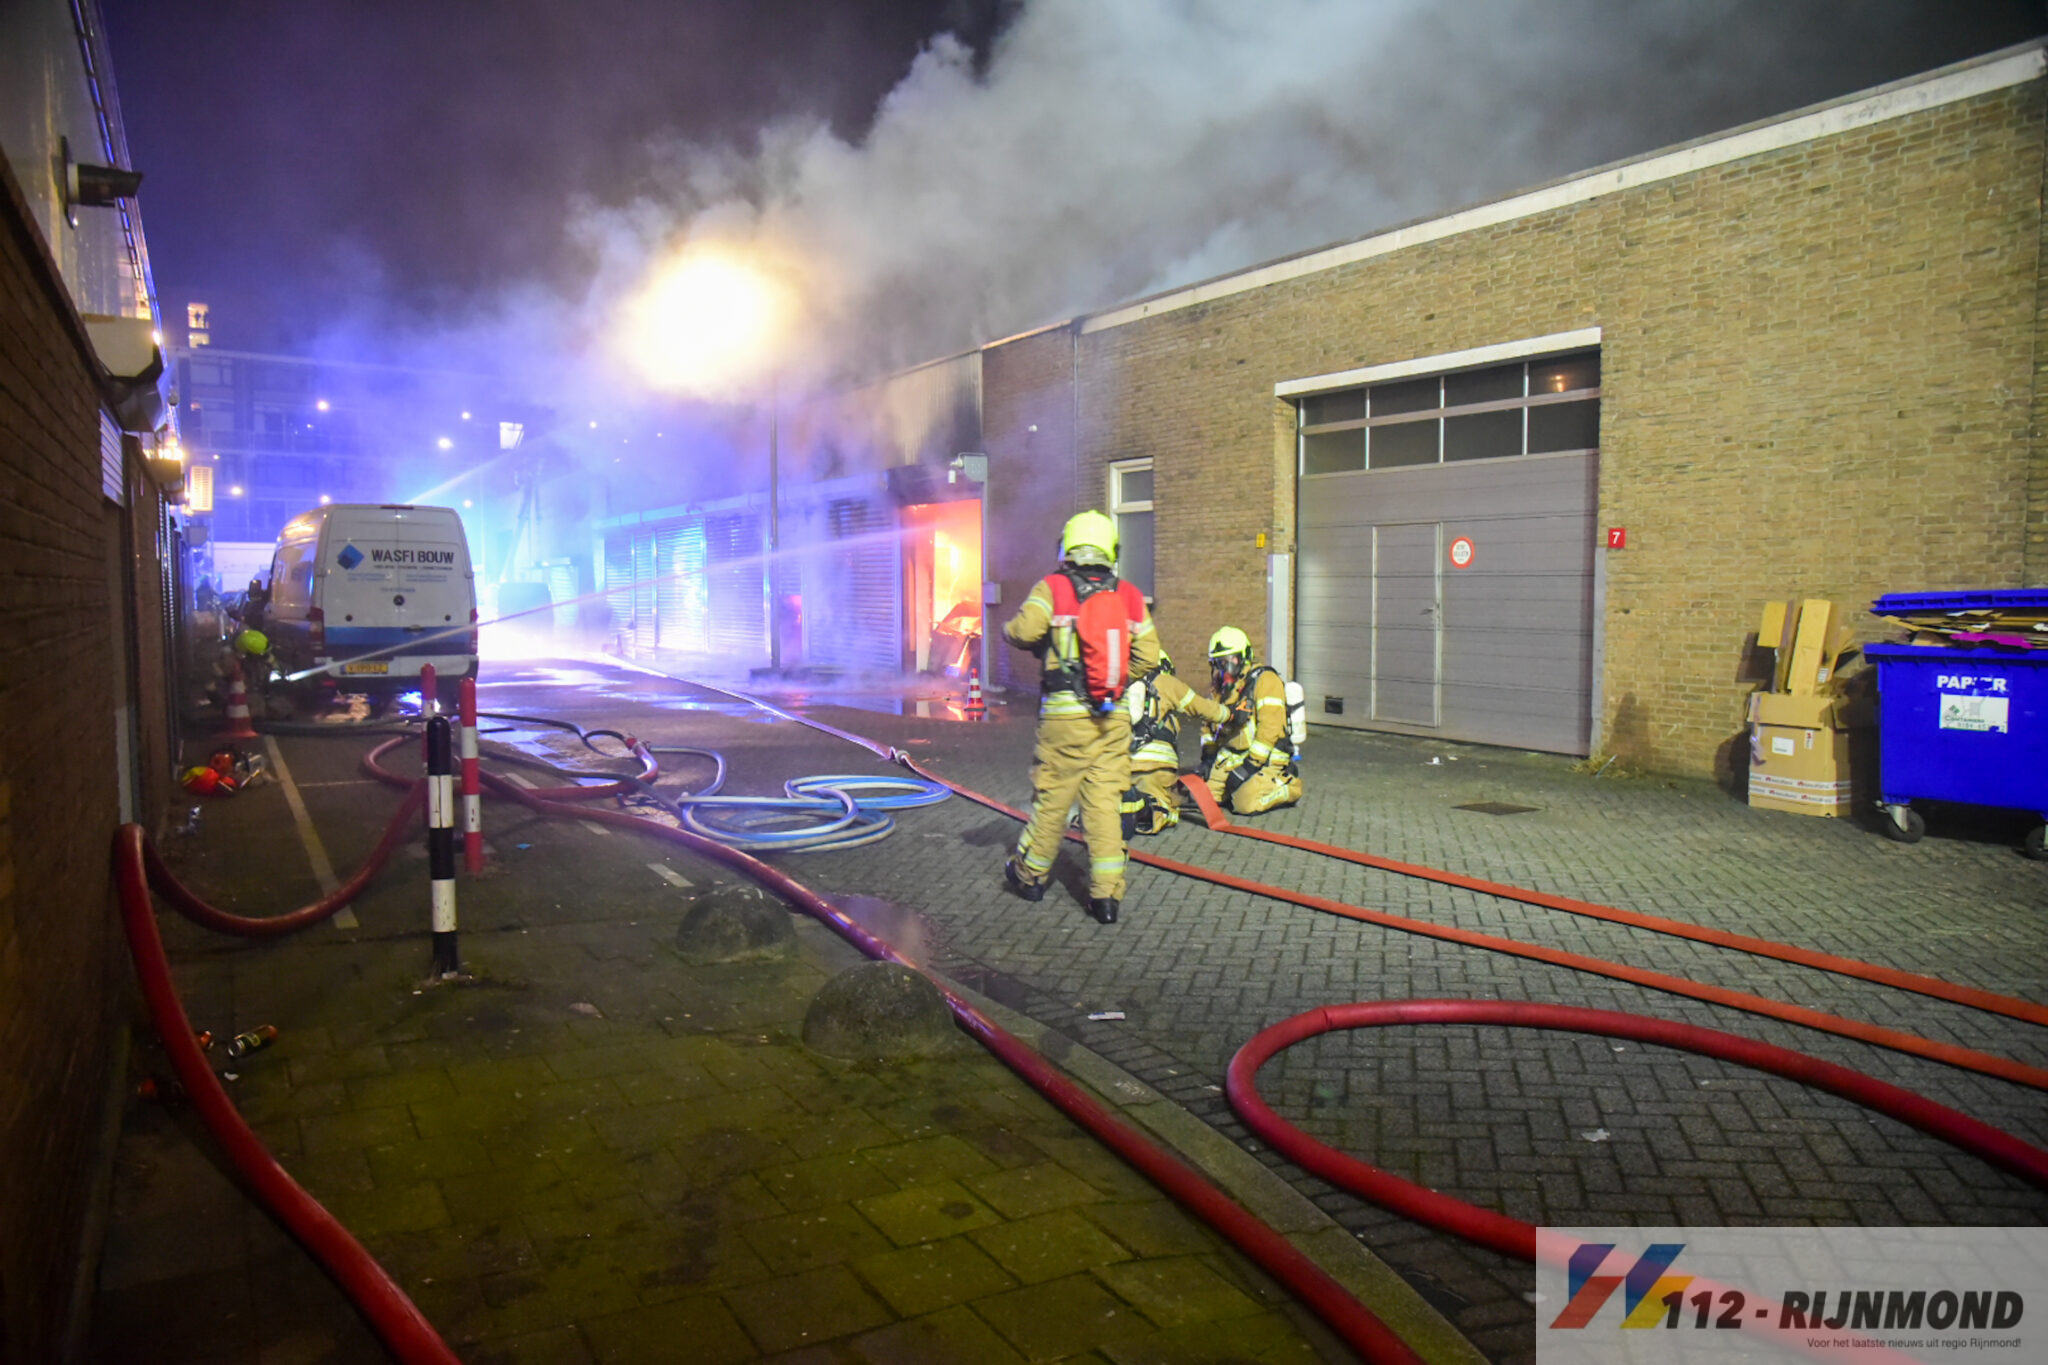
[473,718,949,854]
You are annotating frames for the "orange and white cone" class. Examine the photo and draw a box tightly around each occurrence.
[221,660,259,740]
[965,666,986,719]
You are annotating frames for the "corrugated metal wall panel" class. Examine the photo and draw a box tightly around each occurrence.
[1296,451,1597,754]
[100,411,124,504]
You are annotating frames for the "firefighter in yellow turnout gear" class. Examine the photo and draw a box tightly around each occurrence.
[1003,510,1161,924]
[1121,654,1229,837]
[1202,626,1304,815]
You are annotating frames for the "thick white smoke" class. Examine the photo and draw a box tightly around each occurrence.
[575,0,1980,399]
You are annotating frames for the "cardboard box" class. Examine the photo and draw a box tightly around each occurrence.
[1749,691,1839,730]
[1748,721,1855,816]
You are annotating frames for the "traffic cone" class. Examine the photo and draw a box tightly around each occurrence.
[221,660,259,740]
[965,666,987,719]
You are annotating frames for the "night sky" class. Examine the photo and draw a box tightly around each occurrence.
[103,1,2045,378]
[102,0,1008,354]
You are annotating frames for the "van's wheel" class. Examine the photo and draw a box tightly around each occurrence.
[1881,803,1924,844]
[2023,824,2048,862]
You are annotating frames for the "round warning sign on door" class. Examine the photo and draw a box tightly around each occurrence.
[1448,536,1475,569]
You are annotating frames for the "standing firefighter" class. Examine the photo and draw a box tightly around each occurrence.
[1120,653,1229,837]
[1003,510,1160,924]
[1202,626,1304,815]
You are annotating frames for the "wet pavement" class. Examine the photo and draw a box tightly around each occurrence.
[93,651,2048,1364]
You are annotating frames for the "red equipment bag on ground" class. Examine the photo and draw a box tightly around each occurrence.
[1046,568,1147,710]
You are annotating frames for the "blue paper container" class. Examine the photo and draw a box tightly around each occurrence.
[1864,643,2048,814]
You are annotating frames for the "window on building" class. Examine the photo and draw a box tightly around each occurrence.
[1108,459,1154,598]
[1298,349,1601,476]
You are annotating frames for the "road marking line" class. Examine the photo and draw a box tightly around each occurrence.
[262,736,357,929]
[580,820,612,837]
[649,863,693,888]
[293,779,377,788]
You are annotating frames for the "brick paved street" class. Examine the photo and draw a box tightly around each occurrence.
[632,658,2048,1363]
[96,655,2048,1364]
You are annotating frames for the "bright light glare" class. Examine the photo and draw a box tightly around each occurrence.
[229,485,244,497]
[622,250,790,396]
[319,494,331,504]
[437,436,453,450]
[463,499,472,508]
[316,399,330,411]
[461,411,471,420]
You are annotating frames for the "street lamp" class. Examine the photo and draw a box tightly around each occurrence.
[618,249,790,399]
[620,246,795,667]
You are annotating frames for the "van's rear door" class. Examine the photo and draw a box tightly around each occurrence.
[323,510,473,680]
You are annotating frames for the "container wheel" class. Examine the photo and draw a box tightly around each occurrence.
[1881,803,1925,844]
[2024,824,2048,863]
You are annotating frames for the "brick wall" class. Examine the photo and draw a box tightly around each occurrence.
[981,326,1079,692]
[1053,82,2046,776]
[0,164,160,1360]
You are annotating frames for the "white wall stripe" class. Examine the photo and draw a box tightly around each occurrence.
[1276,328,1605,398]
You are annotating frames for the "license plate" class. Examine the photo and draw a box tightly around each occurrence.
[340,661,389,676]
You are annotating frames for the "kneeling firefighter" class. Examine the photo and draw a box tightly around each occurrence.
[1002,510,1160,924]
[1202,626,1304,815]
[1120,653,1229,837]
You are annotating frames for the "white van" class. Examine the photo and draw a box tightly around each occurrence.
[264,504,478,701]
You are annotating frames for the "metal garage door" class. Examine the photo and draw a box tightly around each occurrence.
[1296,451,1597,754]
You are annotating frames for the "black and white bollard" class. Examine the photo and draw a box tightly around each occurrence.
[426,716,460,975]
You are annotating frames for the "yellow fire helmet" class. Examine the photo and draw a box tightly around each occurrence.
[1208,626,1254,692]
[1059,509,1119,567]
[235,628,270,656]
[1207,626,1252,661]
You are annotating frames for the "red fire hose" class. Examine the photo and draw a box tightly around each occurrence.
[144,780,423,937]
[1226,999,2048,1264]
[1176,777,2048,1030]
[902,760,2048,1091]
[135,687,2044,1365]
[462,765,1428,1364]
[114,825,461,1365]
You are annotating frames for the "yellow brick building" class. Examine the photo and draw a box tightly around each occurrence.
[962,41,2048,779]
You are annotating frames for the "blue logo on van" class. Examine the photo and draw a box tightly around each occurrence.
[336,544,364,569]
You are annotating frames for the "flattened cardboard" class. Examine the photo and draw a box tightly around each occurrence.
[1786,598,1837,695]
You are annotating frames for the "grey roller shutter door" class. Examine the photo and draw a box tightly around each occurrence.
[631,529,658,653]
[805,495,902,674]
[707,512,767,660]
[1296,451,1596,755]
[655,520,710,652]
[603,533,633,640]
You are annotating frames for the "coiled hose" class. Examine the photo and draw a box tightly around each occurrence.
[464,715,951,853]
